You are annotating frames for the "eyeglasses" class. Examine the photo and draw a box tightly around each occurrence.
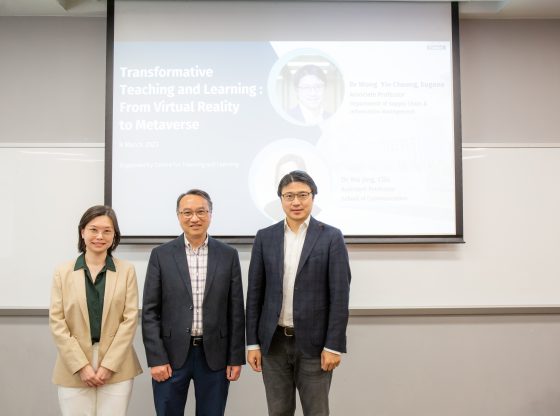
[178,209,209,219]
[297,84,325,93]
[281,191,313,202]
[85,227,114,238]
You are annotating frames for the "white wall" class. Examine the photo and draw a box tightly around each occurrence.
[0,17,106,143]
[460,19,560,143]
[3,315,560,416]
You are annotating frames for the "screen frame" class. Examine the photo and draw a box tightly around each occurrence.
[104,0,464,245]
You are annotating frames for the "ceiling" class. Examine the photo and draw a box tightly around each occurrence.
[0,0,560,19]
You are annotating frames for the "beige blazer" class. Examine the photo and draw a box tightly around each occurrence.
[49,257,143,387]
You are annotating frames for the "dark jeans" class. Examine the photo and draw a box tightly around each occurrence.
[152,343,229,416]
[262,327,332,416]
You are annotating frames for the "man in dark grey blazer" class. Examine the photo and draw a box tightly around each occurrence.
[246,171,351,416]
[142,189,245,416]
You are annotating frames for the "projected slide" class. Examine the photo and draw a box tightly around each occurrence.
[112,40,456,237]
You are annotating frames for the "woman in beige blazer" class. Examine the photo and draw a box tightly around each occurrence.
[49,205,142,416]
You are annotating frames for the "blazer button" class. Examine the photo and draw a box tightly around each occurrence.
[186,328,191,333]
[189,305,193,310]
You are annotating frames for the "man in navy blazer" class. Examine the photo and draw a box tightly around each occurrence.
[246,171,351,416]
[142,189,245,416]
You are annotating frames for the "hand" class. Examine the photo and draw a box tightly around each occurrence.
[320,350,341,372]
[151,364,173,382]
[247,349,262,372]
[79,364,104,387]
[226,365,242,381]
[96,366,114,383]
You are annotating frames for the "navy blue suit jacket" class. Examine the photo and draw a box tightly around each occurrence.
[142,235,245,371]
[246,217,351,357]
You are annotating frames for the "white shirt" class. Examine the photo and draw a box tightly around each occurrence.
[298,104,326,125]
[278,217,309,327]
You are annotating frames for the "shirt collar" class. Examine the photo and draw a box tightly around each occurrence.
[74,253,116,272]
[298,104,325,124]
[284,216,311,234]
[183,234,209,250]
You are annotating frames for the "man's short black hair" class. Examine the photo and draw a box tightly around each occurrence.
[176,189,213,212]
[277,170,318,198]
[293,64,327,88]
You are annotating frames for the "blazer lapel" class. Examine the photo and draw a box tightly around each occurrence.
[273,221,285,281]
[71,268,91,334]
[296,217,322,277]
[204,237,218,299]
[102,268,117,327]
[173,235,193,298]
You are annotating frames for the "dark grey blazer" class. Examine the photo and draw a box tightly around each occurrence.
[142,235,245,371]
[246,217,351,357]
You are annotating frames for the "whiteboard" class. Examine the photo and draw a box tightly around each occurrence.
[348,147,560,309]
[2,145,560,309]
[0,146,104,309]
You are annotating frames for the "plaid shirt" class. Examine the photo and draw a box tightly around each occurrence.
[184,235,209,336]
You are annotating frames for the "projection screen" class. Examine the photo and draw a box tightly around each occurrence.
[107,0,463,243]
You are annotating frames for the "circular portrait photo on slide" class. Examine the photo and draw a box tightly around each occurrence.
[270,54,344,127]
[248,138,331,222]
